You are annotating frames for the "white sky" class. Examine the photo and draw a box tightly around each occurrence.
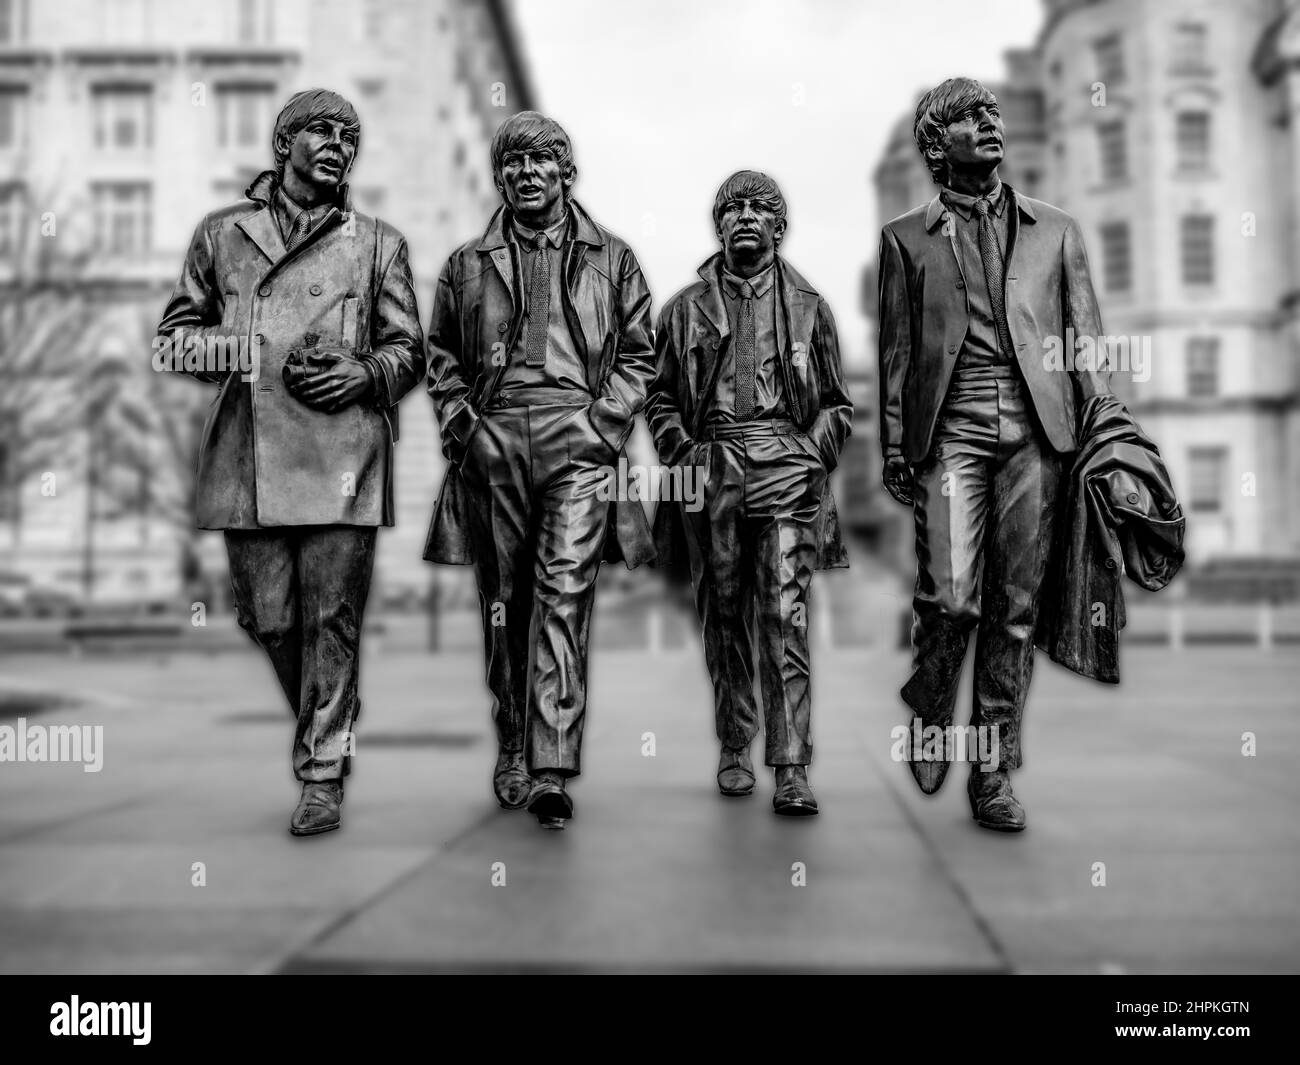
[514,0,1040,364]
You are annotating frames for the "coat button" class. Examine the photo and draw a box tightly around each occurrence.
[1127,492,1139,505]
[258,284,271,297]
[1105,558,1117,570]
[309,284,322,296]
[955,280,964,289]
[254,333,266,346]
[497,321,509,334]
[948,345,957,354]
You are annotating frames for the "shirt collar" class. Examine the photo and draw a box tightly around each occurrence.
[722,262,776,299]
[511,210,569,250]
[941,180,1006,220]
[275,184,327,230]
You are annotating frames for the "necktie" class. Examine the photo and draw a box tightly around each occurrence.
[285,207,312,251]
[525,235,550,367]
[734,280,756,419]
[972,197,1015,359]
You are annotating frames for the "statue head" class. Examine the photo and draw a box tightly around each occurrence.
[712,170,787,273]
[272,88,361,194]
[913,77,1004,187]
[490,110,577,224]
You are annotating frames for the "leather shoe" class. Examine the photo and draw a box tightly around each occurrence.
[493,749,532,809]
[772,765,819,817]
[905,713,951,795]
[717,746,755,796]
[289,780,343,837]
[527,770,573,829]
[968,769,1025,832]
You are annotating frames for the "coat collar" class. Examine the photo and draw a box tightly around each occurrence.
[924,182,1036,231]
[691,252,818,340]
[476,198,606,252]
[236,169,352,265]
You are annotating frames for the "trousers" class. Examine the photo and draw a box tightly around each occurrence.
[460,392,612,776]
[902,365,1062,770]
[683,419,826,766]
[225,525,377,782]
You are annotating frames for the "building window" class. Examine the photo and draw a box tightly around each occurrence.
[1097,119,1126,182]
[1176,111,1210,172]
[215,84,275,149]
[92,182,151,255]
[234,0,273,44]
[92,85,154,151]
[1186,337,1219,398]
[1099,221,1131,293]
[0,86,28,151]
[0,0,27,44]
[1181,214,1215,285]
[1094,34,1124,85]
[1172,22,1208,72]
[1188,447,1225,514]
[0,181,23,256]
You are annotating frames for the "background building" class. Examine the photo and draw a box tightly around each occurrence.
[0,0,533,607]
[863,0,1300,575]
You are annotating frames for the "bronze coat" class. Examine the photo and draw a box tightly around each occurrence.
[645,254,854,574]
[158,171,424,529]
[877,186,1110,464]
[423,199,656,568]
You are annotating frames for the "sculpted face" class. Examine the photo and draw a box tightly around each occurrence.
[284,116,358,192]
[715,196,784,264]
[498,145,570,221]
[940,95,1004,174]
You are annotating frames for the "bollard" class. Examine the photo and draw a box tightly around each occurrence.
[1258,602,1273,650]
[1169,605,1183,650]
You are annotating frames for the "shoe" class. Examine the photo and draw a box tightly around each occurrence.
[717,746,755,796]
[527,770,573,829]
[772,765,819,817]
[967,769,1025,832]
[493,749,532,809]
[905,713,951,795]
[289,780,343,837]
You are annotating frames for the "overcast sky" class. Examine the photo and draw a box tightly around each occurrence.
[515,0,1040,365]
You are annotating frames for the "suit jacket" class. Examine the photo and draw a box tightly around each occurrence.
[877,185,1110,463]
[422,199,656,568]
[1036,394,1186,683]
[645,253,853,576]
[158,170,424,529]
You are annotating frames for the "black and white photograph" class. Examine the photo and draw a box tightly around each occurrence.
[0,0,1293,1035]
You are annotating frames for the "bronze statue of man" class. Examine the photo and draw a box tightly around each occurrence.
[424,111,656,830]
[159,89,424,836]
[647,171,853,816]
[877,77,1110,830]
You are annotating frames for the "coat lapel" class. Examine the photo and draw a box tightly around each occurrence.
[236,208,286,265]
[690,253,730,398]
[924,192,967,287]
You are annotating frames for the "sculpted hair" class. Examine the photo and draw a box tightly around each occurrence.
[913,77,997,185]
[711,170,788,231]
[490,111,577,193]
[272,89,361,173]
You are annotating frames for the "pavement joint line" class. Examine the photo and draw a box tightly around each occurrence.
[0,796,152,847]
[281,958,1002,975]
[265,803,508,975]
[0,675,136,712]
[853,711,1014,975]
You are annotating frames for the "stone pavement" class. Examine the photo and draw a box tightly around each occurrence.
[0,613,1297,973]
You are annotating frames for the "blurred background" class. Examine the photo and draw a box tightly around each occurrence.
[0,0,1297,975]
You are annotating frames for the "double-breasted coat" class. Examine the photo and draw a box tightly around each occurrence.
[422,199,657,568]
[158,170,424,529]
